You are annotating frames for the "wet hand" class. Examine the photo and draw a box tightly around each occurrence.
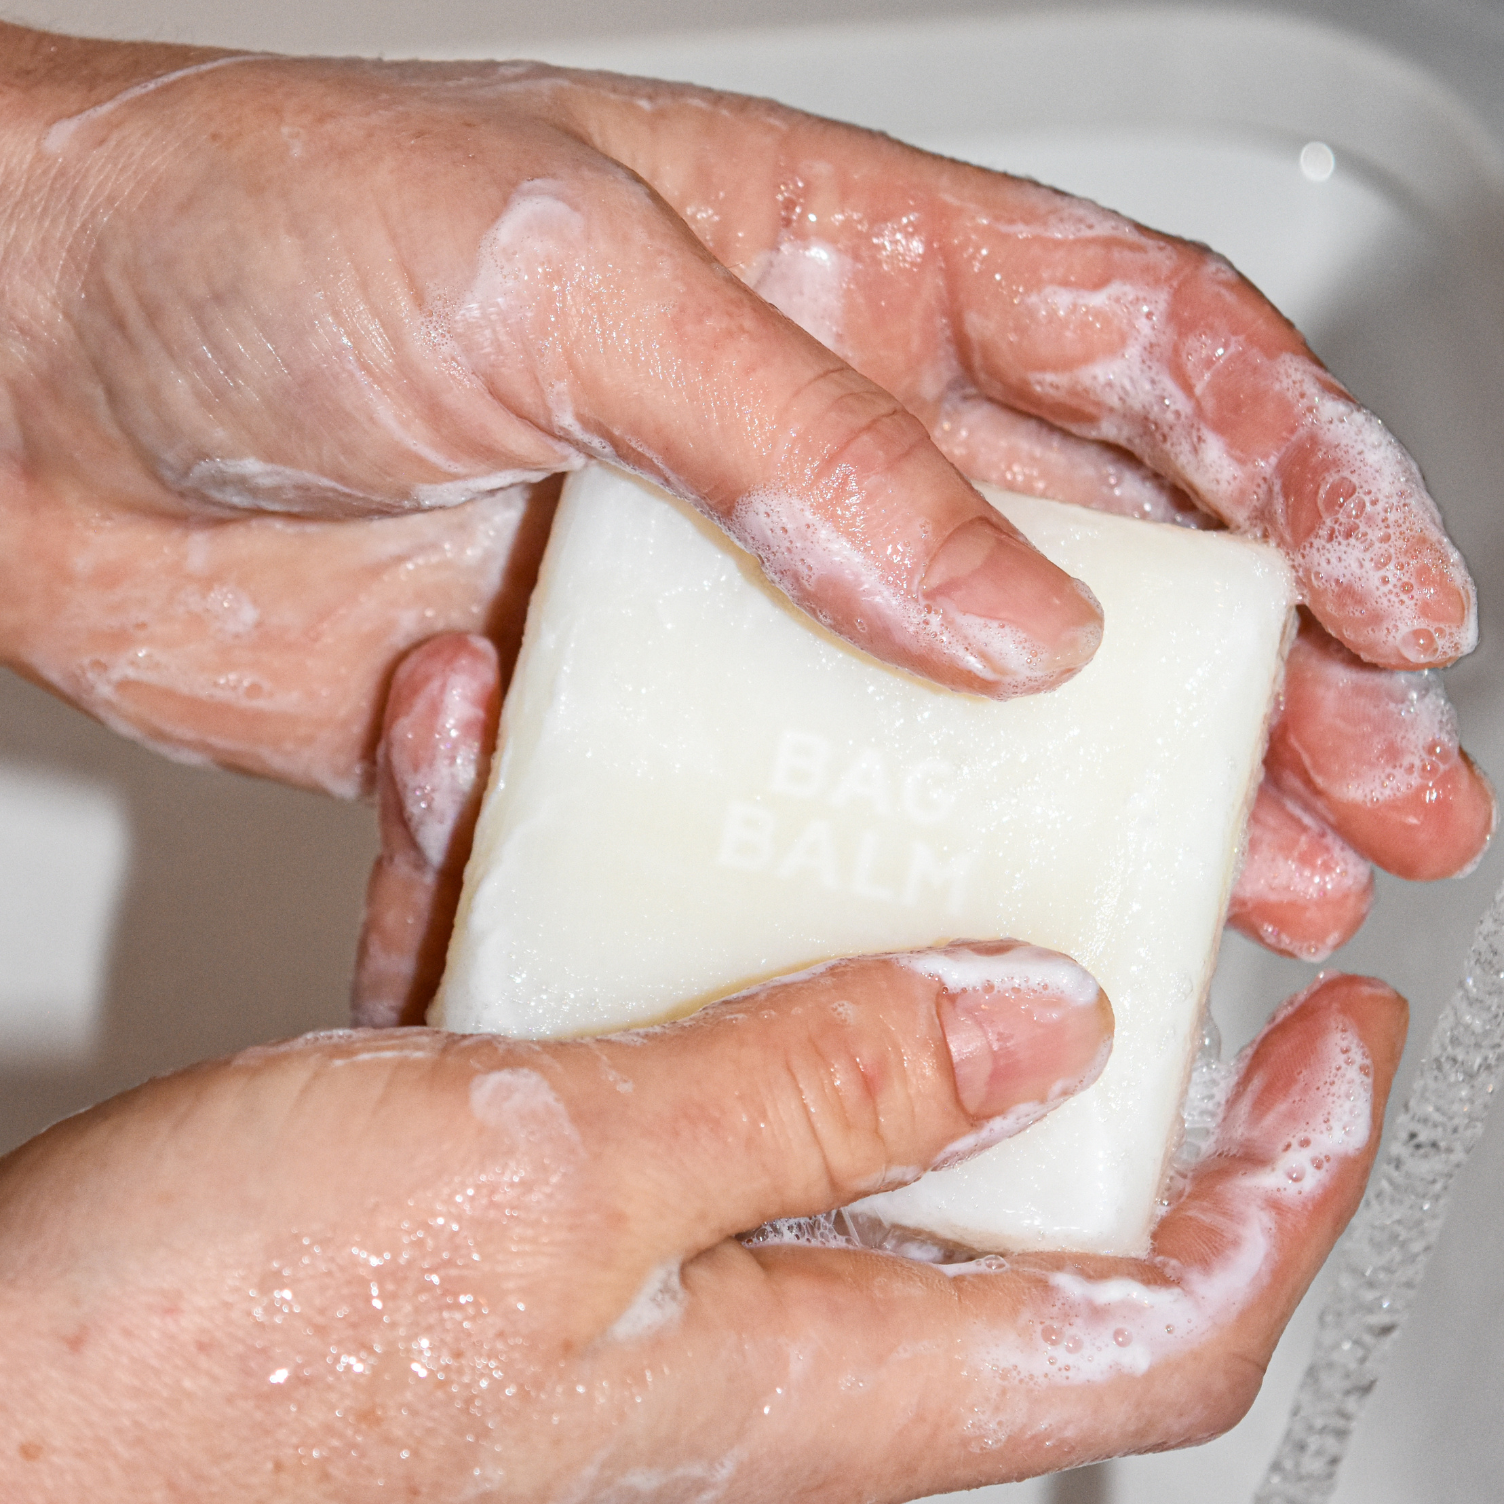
[0,27,1490,936]
[0,918,1402,1499]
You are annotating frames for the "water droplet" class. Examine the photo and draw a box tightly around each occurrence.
[1113,1328,1132,1347]
[1041,1324,1062,1347]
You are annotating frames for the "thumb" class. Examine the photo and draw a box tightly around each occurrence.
[450,168,1102,698]
[553,940,1112,1265]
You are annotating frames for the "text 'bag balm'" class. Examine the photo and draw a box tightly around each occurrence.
[433,464,1295,1255]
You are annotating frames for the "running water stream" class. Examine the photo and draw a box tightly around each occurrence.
[1256,877,1504,1503]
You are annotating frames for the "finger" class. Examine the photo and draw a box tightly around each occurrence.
[1266,616,1497,880]
[1150,972,1405,1327]
[943,187,1475,668]
[548,941,1111,1269]
[927,390,1211,527]
[622,974,1403,1499]
[447,161,1103,699]
[575,86,1472,669]
[351,634,500,1028]
[1228,779,1373,960]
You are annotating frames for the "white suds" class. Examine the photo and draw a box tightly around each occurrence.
[1305,663,1462,808]
[605,1260,686,1342]
[185,456,559,519]
[899,943,1103,1009]
[961,1024,1373,1384]
[930,1100,1056,1171]
[1275,392,1475,665]
[181,458,386,518]
[410,470,563,510]
[727,486,1061,692]
[1006,264,1473,662]
[468,1067,578,1143]
[43,54,264,154]
[1163,1017,1235,1198]
[751,237,851,356]
[743,1211,861,1253]
[388,653,496,870]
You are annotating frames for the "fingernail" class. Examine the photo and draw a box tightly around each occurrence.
[920,515,1103,692]
[910,940,1112,1120]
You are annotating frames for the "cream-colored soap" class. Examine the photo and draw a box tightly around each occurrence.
[433,464,1295,1255]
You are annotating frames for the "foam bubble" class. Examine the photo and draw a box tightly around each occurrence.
[899,942,1103,1009]
[410,470,565,510]
[1275,387,1475,663]
[1303,658,1461,808]
[468,1067,580,1147]
[183,458,386,518]
[1236,792,1372,908]
[727,485,1062,692]
[992,244,1474,662]
[605,1260,686,1342]
[751,237,851,355]
[741,1211,861,1252]
[930,1100,1057,1171]
[956,1023,1373,1387]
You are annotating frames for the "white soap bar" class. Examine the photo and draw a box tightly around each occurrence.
[434,464,1295,1255]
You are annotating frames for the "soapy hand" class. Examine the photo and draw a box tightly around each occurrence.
[0,914,1404,1500]
[0,27,1491,945]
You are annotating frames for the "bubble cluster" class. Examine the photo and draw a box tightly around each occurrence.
[386,651,494,869]
[728,484,1060,692]
[1276,386,1475,665]
[1301,655,1462,809]
[958,1020,1374,1389]
[1001,250,1474,665]
[899,941,1103,1009]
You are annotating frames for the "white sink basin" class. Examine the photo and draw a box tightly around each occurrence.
[2,7,1501,1502]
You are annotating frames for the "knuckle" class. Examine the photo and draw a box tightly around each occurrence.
[775,1001,927,1203]
[776,367,931,490]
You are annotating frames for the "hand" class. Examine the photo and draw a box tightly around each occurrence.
[0,912,1403,1501]
[0,27,1490,946]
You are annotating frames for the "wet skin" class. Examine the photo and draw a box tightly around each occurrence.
[0,24,1469,1496]
[0,27,1492,942]
[0,913,1402,1499]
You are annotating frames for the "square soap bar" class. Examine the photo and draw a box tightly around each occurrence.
[433,464,1295,1255]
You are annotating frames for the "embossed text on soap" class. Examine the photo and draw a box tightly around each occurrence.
[714,730,974,911]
